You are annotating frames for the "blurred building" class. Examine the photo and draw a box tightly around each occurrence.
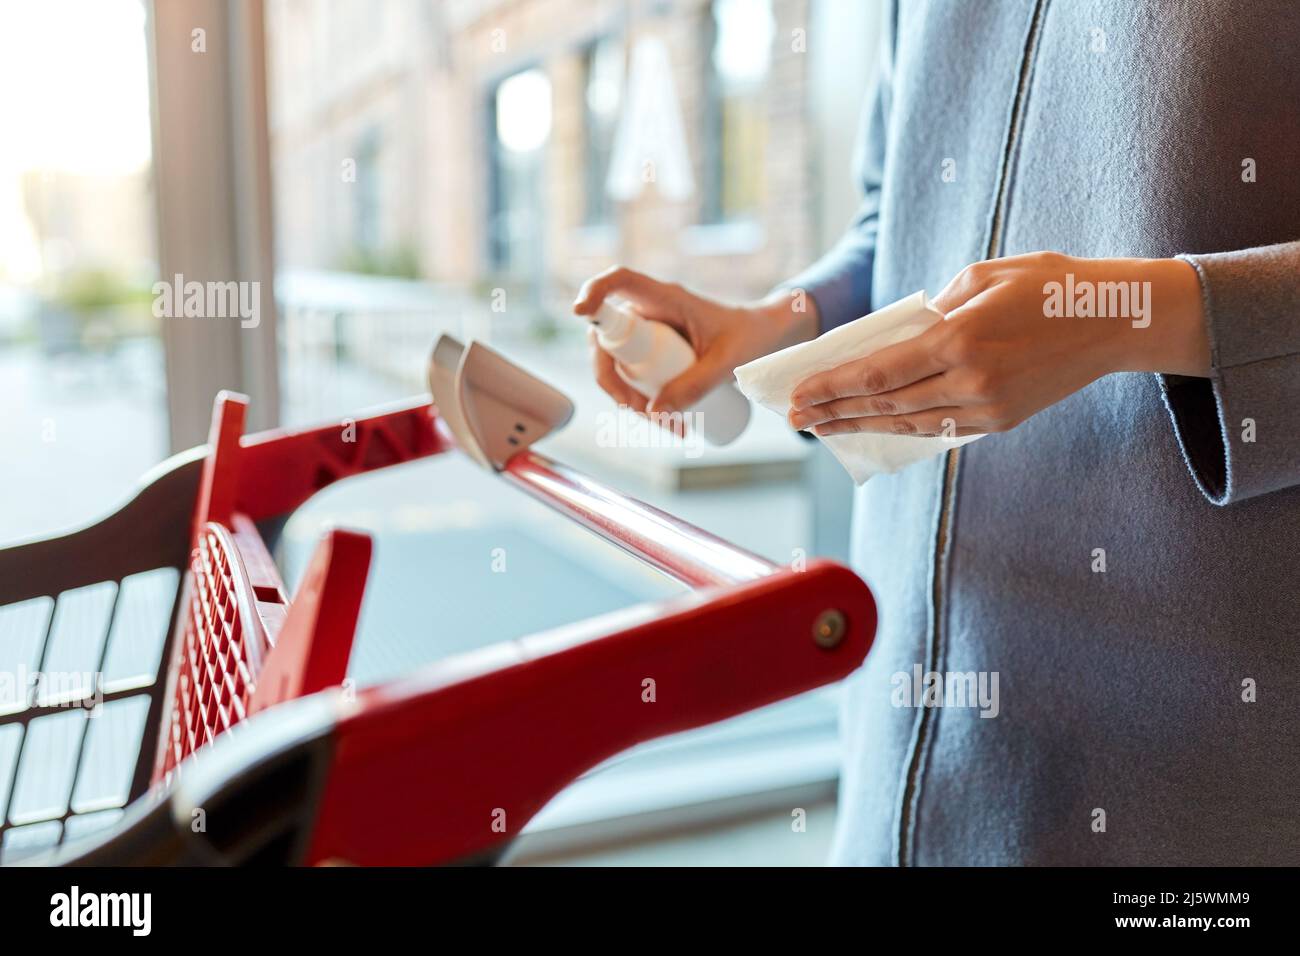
[18,170,156,284]
[266,0,835,310]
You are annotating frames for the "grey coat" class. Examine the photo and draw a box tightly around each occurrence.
[788,0,1300,865]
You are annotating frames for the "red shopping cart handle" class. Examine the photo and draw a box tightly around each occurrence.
[308,558,869,866]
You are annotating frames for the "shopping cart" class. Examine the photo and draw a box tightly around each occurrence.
[0,346,876,866]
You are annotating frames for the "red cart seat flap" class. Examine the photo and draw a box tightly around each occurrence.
[152,393,374,783]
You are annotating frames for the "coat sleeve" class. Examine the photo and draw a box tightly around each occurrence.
[779,1,896,334]
[1161,240,1300,505]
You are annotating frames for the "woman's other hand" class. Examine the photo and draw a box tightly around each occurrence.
[788,252,1209,438]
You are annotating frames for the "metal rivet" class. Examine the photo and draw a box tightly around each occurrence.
[812,609,846,649]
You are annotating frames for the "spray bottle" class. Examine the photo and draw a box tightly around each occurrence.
[588,298,751,446]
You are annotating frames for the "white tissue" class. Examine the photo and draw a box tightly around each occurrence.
[734,291,983,485]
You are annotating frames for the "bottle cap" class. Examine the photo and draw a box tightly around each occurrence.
[589,299,635,345]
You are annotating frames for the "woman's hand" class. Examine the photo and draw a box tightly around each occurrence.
[574,266,817,418]
[788,252,1210,438]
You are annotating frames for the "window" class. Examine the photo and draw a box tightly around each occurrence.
[487,67,552,283]
[582,36,624,226]
[701,0,774,224]
[0,0,165,543]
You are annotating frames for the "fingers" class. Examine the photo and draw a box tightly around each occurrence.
[789,372,952,429]
[645,353,730,438]
[649,352,727,417]
[789,336,944,410]
[812,408,980,438]
[591,334,648,412]
[573,265,674,317]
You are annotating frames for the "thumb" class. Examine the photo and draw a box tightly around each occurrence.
[648,353,727,416]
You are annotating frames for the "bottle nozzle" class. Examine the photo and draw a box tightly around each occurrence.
[590,299,635,343]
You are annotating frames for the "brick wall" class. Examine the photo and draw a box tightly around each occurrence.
[270,0,824,306]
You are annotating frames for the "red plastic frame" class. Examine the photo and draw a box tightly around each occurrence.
[151,393,875,865]
[154,394,439,782]
[308,559,872,865]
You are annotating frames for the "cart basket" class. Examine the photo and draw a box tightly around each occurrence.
[0,391,875,866]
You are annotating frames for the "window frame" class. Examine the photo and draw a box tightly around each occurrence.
[148,0,280,446]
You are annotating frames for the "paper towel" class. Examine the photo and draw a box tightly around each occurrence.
[734,291,984,485]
